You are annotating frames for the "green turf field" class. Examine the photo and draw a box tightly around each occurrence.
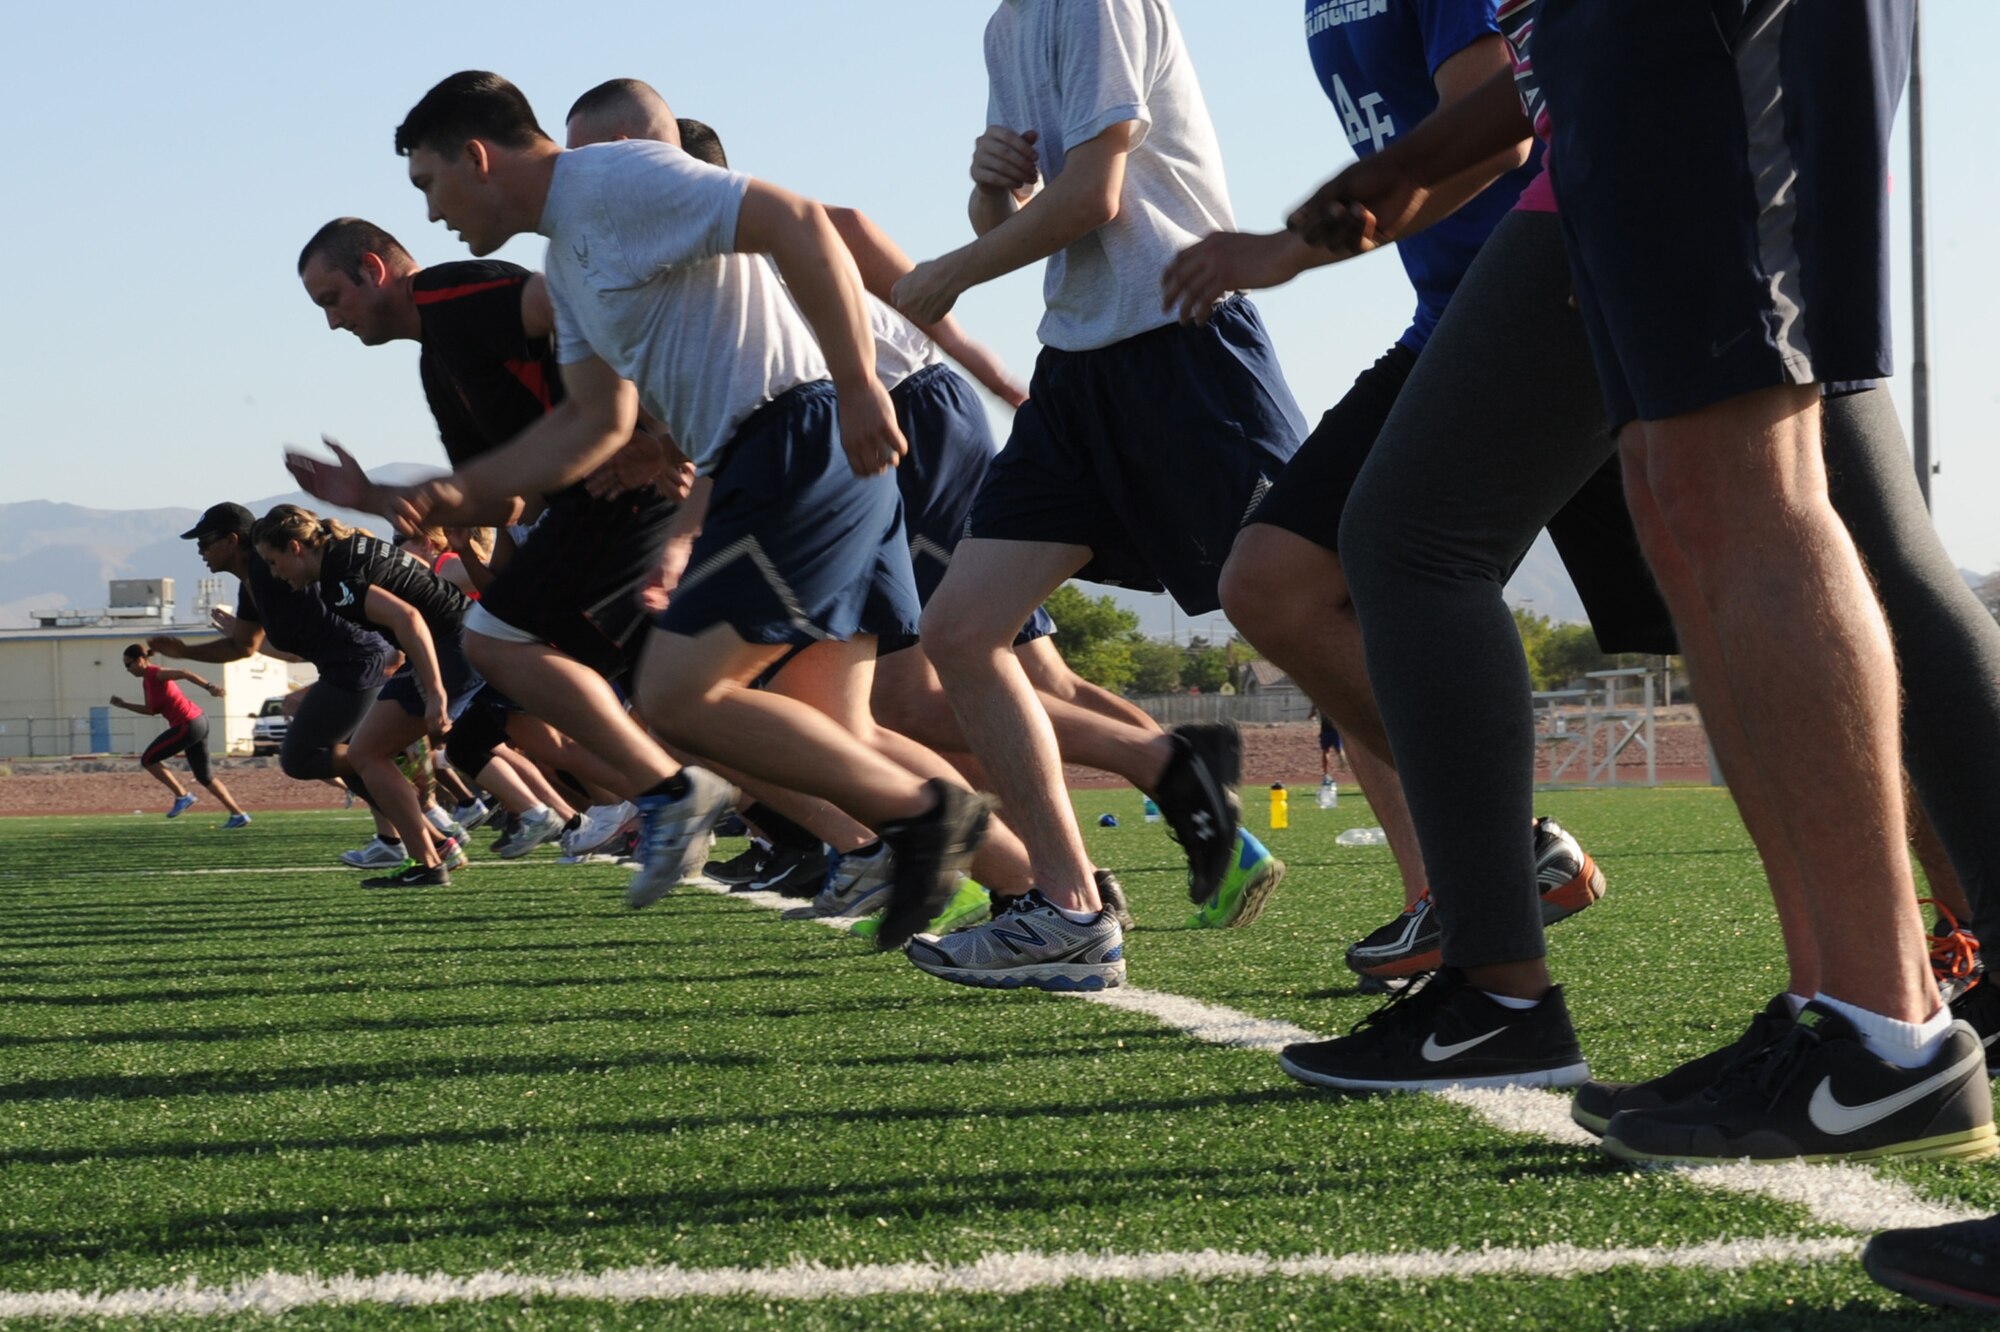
[1,789,1993,1327]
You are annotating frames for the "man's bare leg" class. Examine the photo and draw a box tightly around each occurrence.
[1221,522,1430,906]
[922,538,1101,911]
[465,634,679,797]
[1625,387,1928,1022]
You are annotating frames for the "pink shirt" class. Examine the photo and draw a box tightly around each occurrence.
[142,666,200,727]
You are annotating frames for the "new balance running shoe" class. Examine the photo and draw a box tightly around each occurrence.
[167,793,197,819]
[1601,1002,1995,1165]
[627,768,737,909]
[1188,830,1285,929]
[1279,969,1588,1093]
[1570,994,1794,1135]
[341,836,406,869]
[1153,722,1243,904]
[905,889,1124,991]
[874,780,990,951]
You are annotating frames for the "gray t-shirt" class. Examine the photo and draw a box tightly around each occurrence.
[539,141,829,472]
[984,0,1237,351]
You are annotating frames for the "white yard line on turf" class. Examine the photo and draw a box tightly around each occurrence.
[697,881,1985,1234]
[0,1236,1860,1318]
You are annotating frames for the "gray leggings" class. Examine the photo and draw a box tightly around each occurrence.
[1339,209,2000,967]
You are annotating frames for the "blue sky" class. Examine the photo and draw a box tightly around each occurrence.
[5,2,1996,583]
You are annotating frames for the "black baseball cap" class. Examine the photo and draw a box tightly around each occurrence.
[179,502,255,543]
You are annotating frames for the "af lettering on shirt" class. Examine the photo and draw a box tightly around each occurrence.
[1304,0,1544,348]
[983,0,1236,351]
[538,140,829,474]
[316,533,471,639]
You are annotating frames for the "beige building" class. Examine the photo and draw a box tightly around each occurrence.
[0,579,307,759]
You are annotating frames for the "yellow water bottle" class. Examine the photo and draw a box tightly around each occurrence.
[1268,782,1289,830]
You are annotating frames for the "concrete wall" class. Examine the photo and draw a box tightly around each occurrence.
[0,631,294,758]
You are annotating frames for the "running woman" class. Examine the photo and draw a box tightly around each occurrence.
[110,643,250,826]
[253,505,486,888]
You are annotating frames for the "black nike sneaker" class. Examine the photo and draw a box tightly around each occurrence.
[1601,1001,1996,1164]
[360,860,450,889]
[742,842,829,899]
[1864,1213,2000,1314]
[1153,722,1243,904]
[875,780,991,951]
[1571,994,1794,1135]
[1278,968,1589,1093]
[705,839,773,886]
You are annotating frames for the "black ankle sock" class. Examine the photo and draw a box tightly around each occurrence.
[563,813,583,833]
[644,773,691,802]
[744,801,818,851]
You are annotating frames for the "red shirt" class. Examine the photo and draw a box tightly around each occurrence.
[141,665,201,727]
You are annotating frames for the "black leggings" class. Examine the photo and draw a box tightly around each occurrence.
[279,679,378,782]
[143,714,212,785]
[1341,209,2000,966]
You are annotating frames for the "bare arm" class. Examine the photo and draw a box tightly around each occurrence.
[966,126,1041,237]
[895,122,1133,327]
[734,180,908,477]
[149,619,262,664]
[520,273,555,341]
[1290,53,1532,253]
[107,696,151,715]
[363,585,451,737]
[156,667,224,696]
[388,359,640,531]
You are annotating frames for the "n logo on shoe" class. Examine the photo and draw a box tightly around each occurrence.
[990,921,1048,955]
[1805,1046,1986,1136]
[1420,1028,1507,1063]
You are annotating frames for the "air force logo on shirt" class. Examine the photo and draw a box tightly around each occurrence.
[1305,0,1388,37]
[1329,73,1395,152]
[335,583,356,608]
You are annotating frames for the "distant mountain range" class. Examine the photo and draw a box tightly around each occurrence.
[0,466,438,627]
[3,481,1986,639]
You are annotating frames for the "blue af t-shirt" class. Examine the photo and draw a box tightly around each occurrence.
[1305,0,1543,348]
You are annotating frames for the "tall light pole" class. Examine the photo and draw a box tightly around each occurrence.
[1909,0,1934,508]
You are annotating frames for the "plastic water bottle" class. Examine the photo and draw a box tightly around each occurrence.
[1268,783,1289,830]
[1336,826,1389,847]
[1142,796,1160,823]
[1317,776,1338,809]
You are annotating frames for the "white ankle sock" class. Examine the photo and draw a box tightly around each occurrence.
[1482,990,1541,1012]
[1812,992,1952,1068]
[1052,903,1100,925]
[1784,992,1811,1017]
[424,806,454,832]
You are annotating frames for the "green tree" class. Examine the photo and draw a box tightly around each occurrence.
[1043,584,1141,692]
[1534,622,1614,689]
[1183,642,1232,693]
[1512,607,1556,690]
[1128,638,1183,694]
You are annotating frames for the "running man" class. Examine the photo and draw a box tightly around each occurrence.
[374,71,990,945]
[111,643,250,827]
[889,0,1306,989]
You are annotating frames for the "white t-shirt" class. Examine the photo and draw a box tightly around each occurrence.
[984,0,1237,351]
[868,293,944,391]
[539,141,829,471]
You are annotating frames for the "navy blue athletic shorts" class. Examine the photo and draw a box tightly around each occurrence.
[881,363,1054,654]
[660,380,921,647]
[968,295,1306,615]
[1533,0,1911,430]
[1249,344,1417,550]
[378,629,485,721]
[472,487,676,681]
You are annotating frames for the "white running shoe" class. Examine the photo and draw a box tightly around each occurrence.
[785,845,894,920]
[499,806,567,860]
[561,802,638,858]
[453,799,493,832]
[905,890,1125,992]
[340,836,406,869]
[627,769,737,909]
